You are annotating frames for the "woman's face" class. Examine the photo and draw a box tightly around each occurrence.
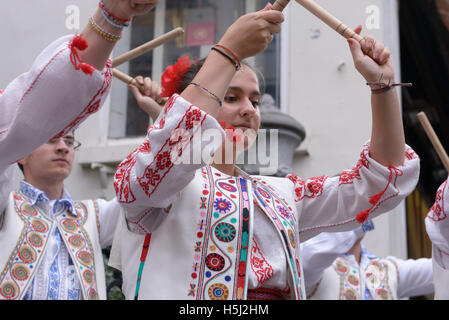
[216,65,261,149]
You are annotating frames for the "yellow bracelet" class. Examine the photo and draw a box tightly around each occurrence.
[88,17,122,42]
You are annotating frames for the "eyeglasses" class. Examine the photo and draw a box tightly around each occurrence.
[46,136,82,150]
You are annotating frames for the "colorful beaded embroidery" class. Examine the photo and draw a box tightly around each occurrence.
[60,202,99,300]
[0,194,53,300]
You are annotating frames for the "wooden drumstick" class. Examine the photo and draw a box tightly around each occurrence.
[294,0,368,50]
[272,0,291,11]
[417,111,449,172]
[112,27,185,68]
[112,68,167,106]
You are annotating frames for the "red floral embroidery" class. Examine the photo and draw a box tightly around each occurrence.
[185,109,202,130]
[405,147,419,161]
[138,140,152,153]
[307,176,327,196]
[339,162,363,186]
[124,101,207,199]
[338,145,372,186]
[428,182,447,222]
[163,95,177,115]
[114,149,138,203]
[155,151,172,171]
[138,168,162,193]
[287,174,327,202]
[359,145,370,169]
[158,117,166,129]
[169,128,190,157]
[250,239,273,285]
[54,61,112,139]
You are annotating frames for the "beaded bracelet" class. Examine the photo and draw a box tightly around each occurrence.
[99,0,131,28]
[89,17,122,42]
[189,82,223,107]
[215,45,242,70]
[211,47,241,71]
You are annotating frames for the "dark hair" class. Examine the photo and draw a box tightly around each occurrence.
[177,58,266,96]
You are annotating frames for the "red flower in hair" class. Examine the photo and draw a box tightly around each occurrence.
[161,56,193,98]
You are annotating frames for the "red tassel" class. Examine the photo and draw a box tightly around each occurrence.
[369,192,383,206]
[71,35,88,51]
[79,63,95,75]
[219,121,227,129]
[356,209,370,223]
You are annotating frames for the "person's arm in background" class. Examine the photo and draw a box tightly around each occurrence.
[301,226,367,296]
[0,0,159,170]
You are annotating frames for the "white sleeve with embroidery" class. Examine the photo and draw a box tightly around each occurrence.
[387,256,434,299]
[95,198,123,248]
[114,94,225,234]
[300,228,365,296]
[0,34,112,171]
[425,178,449,269]
[287,143,420,241]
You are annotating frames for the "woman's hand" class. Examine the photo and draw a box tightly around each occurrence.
[347,26,394,85]
[218,3,284,61]
[102,0,159,20]
[128,76,163,122]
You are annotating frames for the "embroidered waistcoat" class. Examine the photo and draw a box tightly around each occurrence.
[0,192,106,300]
[119,165,304,300]
[309,256,399,300]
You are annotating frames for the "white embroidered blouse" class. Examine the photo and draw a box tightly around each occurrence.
[425,178,449,299]
[112,94,421,299]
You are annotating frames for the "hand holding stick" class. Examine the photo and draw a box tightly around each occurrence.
[112,68,167,106]
[417,111,449,172]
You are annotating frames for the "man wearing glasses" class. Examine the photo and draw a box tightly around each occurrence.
[0,131,122,300]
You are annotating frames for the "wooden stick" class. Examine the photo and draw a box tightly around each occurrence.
[272,0,291,11]
[112,68,167,105]
[112,68,144,91]
[112,27,185,68]
[294,0,367,49]
[417,111,449,172]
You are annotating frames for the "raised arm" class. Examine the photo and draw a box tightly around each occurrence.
[0,0,158,171]
[390,256,434,299]
[180,3,284,117]
[347,26,405,167]
[78,0,159,70]
[114,5,284,232]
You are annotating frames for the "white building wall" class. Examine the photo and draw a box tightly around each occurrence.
[0,1,407,260]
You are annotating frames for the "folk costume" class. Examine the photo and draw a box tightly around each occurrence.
[425,178,449,299]
[0,35,118,300]
[110,94,420,300]
[301,224,433,300]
